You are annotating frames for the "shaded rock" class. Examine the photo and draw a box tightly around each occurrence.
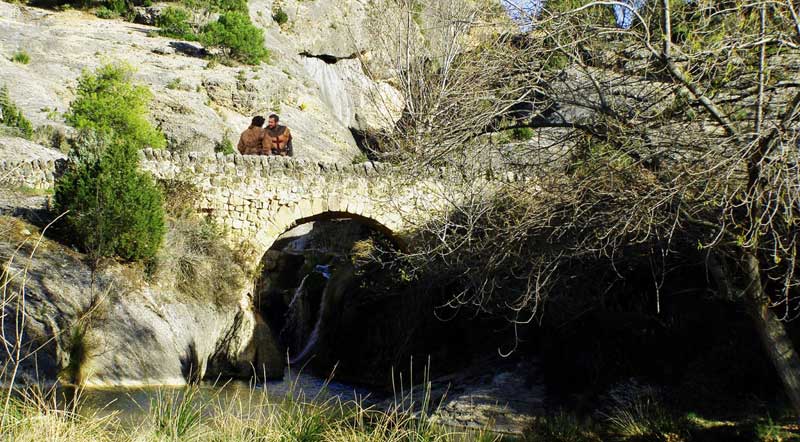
[0,210,283,387]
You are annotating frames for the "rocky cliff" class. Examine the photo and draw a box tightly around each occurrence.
[0,0,404,163]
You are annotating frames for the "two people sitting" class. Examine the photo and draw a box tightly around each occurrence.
[237,114,293,156]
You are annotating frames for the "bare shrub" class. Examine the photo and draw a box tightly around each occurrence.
[155,180,247,307]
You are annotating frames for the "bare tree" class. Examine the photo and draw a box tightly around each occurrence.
[366,0,800,416]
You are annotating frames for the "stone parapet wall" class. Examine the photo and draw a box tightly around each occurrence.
[138,149,391,180]
[0,149,465,264]
[0,158,65,190]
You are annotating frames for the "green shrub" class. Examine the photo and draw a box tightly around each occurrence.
[272,7,288,25]
[54,131,165,263]
[181,0,246,13]
[65,64,166,149]
[511,126,535,141]
[200,12,270,65]
[101,0,133,17]
[94,6,118,18]
[157,6,197,40]
[214,136,235,155]
[0,86,34,139]
[11,51,30,64]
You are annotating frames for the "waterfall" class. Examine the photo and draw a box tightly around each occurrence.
[300,57,357,128]
[290,304,325,366]
[281,274,314,355]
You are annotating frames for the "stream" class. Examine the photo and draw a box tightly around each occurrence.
[76,368,387,427]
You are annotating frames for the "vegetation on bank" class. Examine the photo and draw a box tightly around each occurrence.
[0,85,34,139]
[53,132,165,264]
[65,64,165,150]
[54,64,166,264]
[155,0,270,66]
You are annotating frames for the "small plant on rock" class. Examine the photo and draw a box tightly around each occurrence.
[272,7,288,25]
[11,50,30,64]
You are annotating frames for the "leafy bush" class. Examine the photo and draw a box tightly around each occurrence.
[200,12,270,65]
[54,131,165,263]
[181,0,246,13]
[214,136,235,155]
[94,6,117,18]
[157,6,197,40]
[11,51,30,64]
[511,126,535,141]
[101,0,134,17]
[0,86,34,139]
[65,64,166,149]
[272,7,288,25]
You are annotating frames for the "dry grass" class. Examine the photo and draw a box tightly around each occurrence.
[0,383,506,442]
[155,180,248,307]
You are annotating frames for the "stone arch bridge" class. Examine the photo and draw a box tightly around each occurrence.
[1,149,519,267]
[138,149,453,265]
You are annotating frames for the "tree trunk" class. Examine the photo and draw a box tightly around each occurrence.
[742,252,800,418]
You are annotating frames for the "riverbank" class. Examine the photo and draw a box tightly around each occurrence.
[1,381,501,442]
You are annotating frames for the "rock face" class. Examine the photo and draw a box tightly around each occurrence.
[0,208,283,387]
[0,0,405,162]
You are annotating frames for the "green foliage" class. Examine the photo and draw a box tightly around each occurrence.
[215,135,235,155]
[65,64,166,149]
[200,12,270,65]
[100,0,135,18]
[157,6,197,40]
[11,50,30,64]
[149,386,203,439]
[94,6,118,18]
[524,412,602,442]
[182,0,246,13]
[756,417,797,442]
[0,85,34,139]
[511,126,534,141]
[272,7,288,25]
[53,131,166,263]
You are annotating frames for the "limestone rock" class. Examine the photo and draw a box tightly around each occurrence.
[0,135,65,162]
[0,210,283,387]
[0,2,362,163]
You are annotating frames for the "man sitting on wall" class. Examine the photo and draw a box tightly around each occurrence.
[263,114,293,157]
[237,115,266,155]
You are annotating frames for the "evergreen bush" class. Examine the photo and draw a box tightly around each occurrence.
[0,86,34,139]
[157,6,196,40]
[65,64,166,149]
[200,12,270,65]
[272,7,288,25]
[54,131,165,264]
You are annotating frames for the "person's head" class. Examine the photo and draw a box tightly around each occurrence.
[251,116,265,127]
[268,114,279,129]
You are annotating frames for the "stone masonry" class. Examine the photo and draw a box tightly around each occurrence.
[137,149,451,265]
[1,149,457,266]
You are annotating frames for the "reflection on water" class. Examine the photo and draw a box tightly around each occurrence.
[76,368,388,427]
